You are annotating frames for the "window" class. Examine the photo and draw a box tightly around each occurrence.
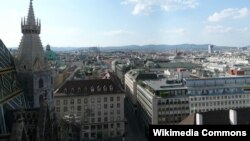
[110,97,114,101]
[104,97,107,102]
[109,85,114,91]
[110,131,114,137]
[91,98,95,103]
[104,104,107,109]
[84,87,88,92]
[117,103,120,108]
[103,85,107,91]
[98,118,101,122]
[104,117,108,122]
[97,125,102,129]
[77,99,81,104]
[91,125,96,130]
[56,100,60,105]
[84,98,88,103]
[70,99,74,104]
[91,133,96,138]
[110,110,114,115]
[104,111,108,115]
[97,104,101,109]
[97,97,101,103]
[84,126,89,130]
[91,105,95,111]
[91,86,94,92]
[71,88,74,93]
[39,79,44,88]
[63,100,67,105]
[77,106,81,111]
[117,123,120,128]
[117,110,120,114]
[84,105,88,110]
[110,104,114,108]
[98,111,101,116]
[97,85,101,92]
[104,124,108,129]
[56,107,60,112]
[64,88,67,93]
[91,118,95,123]
[78,88,81,93]
[117,96,120,101]
[71,106,74,111]
[63,107,68,112]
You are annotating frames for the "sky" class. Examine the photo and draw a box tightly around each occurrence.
[0,0,250,47]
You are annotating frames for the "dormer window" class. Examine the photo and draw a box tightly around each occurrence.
[78,87,81,93]
[109,85,113,91]
[64,88,67,93]
[91,86,94,92]
[103,85,107,92]
[71,88,74,93]
[97,85,101,92]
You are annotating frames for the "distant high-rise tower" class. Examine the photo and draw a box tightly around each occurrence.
[208,44,214,54]
[16,0,54,110]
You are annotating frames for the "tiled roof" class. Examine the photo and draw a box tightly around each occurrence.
[57,79,122,95]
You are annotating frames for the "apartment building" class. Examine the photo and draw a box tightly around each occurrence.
[54,79,125,140]
[124,69,158,112]
[186,77,250,113]
[135,76,250,135]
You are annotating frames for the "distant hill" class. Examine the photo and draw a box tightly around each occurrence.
[10,44,242,52]
[98,44,214,52]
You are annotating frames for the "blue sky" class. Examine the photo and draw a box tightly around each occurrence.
[0,0,250,47]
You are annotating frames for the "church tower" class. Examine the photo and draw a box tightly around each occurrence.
[16,0,54,110]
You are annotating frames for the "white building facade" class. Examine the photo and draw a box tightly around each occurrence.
[135,76,250,127]
[54,79,125,140]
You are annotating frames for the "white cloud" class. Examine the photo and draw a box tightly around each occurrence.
[208,8,249,22]
[122,0,199,15]
[166,28,187,34]
[102,30,134,36]
[203,25,232,34]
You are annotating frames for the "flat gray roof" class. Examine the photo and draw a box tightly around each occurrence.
[143,79,186,91]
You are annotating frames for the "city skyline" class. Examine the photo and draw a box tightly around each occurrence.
[0,0,250,47]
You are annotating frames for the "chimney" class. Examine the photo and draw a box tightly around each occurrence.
[229,109,237,125]
[196,113,203,125]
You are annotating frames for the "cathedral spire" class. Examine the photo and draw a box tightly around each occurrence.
[17,0,47,72]
[27,0,36,25]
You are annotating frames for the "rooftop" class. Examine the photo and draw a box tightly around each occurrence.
[143,79,185,91]
[127,69,158,80]
[180,108,250,125]
[56,79,123,97]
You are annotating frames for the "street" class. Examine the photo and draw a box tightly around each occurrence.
[124,100,147,141]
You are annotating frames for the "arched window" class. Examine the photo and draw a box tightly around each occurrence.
[91,86,94,92]
[78,87,81,93]
[64,88,67,93]
[103,85,107,92]
[97,85,101,92]
[84,87,88,93]
[109,85,113,91]
[71,88,75,93]
[39,79,44,88]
